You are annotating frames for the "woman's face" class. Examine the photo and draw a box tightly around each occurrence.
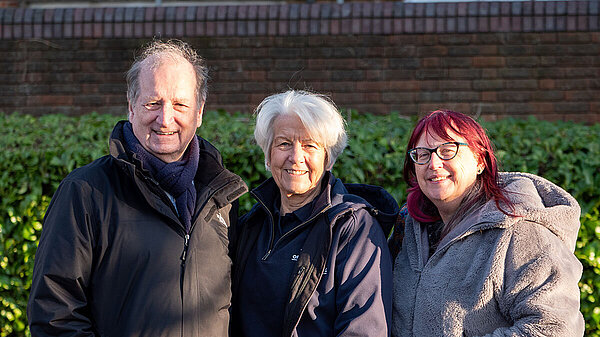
[268,114,327,203]
[414,128,483,219]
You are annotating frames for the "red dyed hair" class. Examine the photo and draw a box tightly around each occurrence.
[403,109,512,223]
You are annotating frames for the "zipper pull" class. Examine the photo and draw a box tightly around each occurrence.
[262,249,272,261]
[180,234,190,266]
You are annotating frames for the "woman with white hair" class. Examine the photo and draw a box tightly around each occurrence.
[231,90,398,337]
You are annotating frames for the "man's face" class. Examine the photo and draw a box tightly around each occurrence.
[128,56,203,163]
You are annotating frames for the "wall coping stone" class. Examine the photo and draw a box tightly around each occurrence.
[0,1,598,39]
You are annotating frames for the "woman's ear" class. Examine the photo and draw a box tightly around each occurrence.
[324,152,333,171]
[476,157,485,175]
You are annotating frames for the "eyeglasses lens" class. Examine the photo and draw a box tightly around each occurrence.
[410,142,459,164]
[437,143,458,160]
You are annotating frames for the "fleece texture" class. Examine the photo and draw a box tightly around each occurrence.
[392,172,585,337]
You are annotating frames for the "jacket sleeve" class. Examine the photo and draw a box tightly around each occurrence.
[227,199,240,260]
[27,179,98,336]
[478,222,585,337]
[333,209,393,337]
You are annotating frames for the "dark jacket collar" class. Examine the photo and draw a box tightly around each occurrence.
[249,171,399,236]
[109,120,247,210]
[250,171,335,222]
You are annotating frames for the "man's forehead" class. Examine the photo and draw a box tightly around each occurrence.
[140,52,193,73]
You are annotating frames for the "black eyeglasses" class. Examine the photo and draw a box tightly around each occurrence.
[408,142,469,165]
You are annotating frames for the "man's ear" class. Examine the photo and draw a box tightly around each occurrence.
[128,103,134,121]
[197,101,205,128]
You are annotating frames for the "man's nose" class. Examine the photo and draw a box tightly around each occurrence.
[156,104,174,126]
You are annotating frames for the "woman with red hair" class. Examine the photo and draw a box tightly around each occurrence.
[391,110,584,337]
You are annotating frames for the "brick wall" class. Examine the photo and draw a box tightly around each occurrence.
[0,1,598,123]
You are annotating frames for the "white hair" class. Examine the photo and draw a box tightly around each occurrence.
[254,90,348,171]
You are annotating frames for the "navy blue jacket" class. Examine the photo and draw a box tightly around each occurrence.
[231,172,398,337]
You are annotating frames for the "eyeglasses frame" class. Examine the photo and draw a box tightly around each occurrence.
[407,141,469,165]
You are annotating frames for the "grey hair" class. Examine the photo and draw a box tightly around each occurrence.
[126,39,208,109]
[254,90,348,171]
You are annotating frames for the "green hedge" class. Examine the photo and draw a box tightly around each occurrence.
[1,111,599,336]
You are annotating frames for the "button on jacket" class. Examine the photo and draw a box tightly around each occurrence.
[28,121,247,337]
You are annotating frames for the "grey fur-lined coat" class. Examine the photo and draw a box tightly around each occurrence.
[392,172,585,337]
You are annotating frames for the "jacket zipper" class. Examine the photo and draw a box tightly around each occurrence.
[180,234,190,269]
[273,204,331,254]
[177,179,240,334]
[252,195,277,260]
[288,263,326,337]
[179,181,235,278]
[257,191,331,261]
[179,232,190,335]
[286,208,348,336]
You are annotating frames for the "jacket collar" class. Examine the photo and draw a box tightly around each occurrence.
[251,171,335,223]
[249,171,400,236]
[109,120,247,211]
[418,172,581,255]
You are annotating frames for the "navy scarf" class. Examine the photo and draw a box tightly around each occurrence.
[123,122,199,232]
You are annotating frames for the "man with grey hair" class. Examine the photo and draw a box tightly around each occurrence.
[28,39,247,336]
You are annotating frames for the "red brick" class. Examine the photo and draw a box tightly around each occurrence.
[24,73,43,82]
[0,7,597,124]
[142,7,153,22]
[563,113,600,125]
[326,81,355,92]
[20,23,31,38]
[248,71,267,81]
[154,22,164,36]
[331,92,365,104]
[165,21,175,36]
[530,102,556,113]
[424,18,435,34]
[481,91,496,101]
[382,92,415,103]
[389,80,419,91]
[92,22,102,38]
[257,20,267,35]
[140,22,150,37]
[473,56,505,68]
[105,94,126,105]
[422,57,440,68]
[329,19,339,35]
[268,20,277,36]
[414,18,426,33]
[68,23,79,38]
[80,83,98,94]
[363,92,381,103]
[565,90,596,101]
[195,21,205,36]
[28,95,74,106]
[360,81,388,91]
[538,79,555,90]
[82,22,92,38]
[176,21,185,36]
[205,21,216,36]
[439,103,472,114]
